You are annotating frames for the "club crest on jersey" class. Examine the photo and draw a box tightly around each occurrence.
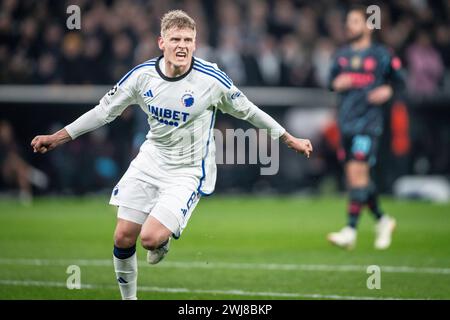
[351,56,362,69]
[181,91,194,108]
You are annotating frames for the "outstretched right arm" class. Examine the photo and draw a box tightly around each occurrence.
[31,128,72,154]
[31,71,139,154]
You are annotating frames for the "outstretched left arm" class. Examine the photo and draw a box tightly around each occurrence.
[216,86,313,158]
[280,131,313,158]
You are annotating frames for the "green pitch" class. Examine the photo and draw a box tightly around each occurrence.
[0,196,449,300]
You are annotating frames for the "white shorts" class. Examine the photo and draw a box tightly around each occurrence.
[109,165,201,239]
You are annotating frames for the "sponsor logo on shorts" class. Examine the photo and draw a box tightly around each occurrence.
[180,191,199,216]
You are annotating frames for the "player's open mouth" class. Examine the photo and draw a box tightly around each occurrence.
[176,52,187,58]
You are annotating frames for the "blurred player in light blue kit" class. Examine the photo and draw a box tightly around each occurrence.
[31,10,313,299]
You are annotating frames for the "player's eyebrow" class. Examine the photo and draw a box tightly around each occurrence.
[170,36,193,41]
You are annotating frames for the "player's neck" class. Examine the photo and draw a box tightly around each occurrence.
[163,59,191,78]
[351,36,372,51]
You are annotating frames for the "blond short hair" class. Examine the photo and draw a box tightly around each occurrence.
[160,10,196,37]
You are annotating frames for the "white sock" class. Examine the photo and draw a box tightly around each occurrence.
[113,252,138,300]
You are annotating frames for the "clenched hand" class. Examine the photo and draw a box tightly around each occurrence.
[31,129,72,154]
[281,132,313,158]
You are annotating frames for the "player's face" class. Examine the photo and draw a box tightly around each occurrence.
[159,27,196,69]
[346,11,369,42]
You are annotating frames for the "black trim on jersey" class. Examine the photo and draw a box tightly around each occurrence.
[155,55,194,82]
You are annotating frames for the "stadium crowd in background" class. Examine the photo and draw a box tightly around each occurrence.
[0,0,448,95]
[0,0,449,197]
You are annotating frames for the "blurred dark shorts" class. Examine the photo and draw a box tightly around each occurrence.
[339,134,379,167]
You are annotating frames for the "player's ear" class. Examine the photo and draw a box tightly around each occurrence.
[158,36,164,51]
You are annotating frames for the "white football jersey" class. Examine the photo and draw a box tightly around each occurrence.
[65,56,285,195]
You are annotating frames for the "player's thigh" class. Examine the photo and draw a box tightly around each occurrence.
[109,166,159,214]
[145,180,201,240]
[110,167,161,246]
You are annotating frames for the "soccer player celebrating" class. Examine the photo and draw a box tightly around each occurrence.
[327,6,403,250]
[31,10,312,300]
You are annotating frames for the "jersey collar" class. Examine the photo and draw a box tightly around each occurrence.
[155,55,194,82]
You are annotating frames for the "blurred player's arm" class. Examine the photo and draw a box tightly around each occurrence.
[328,53,352,92]
[31,76,139,154]
[216,85,313,157]
[368,51,405,105]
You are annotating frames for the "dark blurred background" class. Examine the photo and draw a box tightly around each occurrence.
[0,0,449,200]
